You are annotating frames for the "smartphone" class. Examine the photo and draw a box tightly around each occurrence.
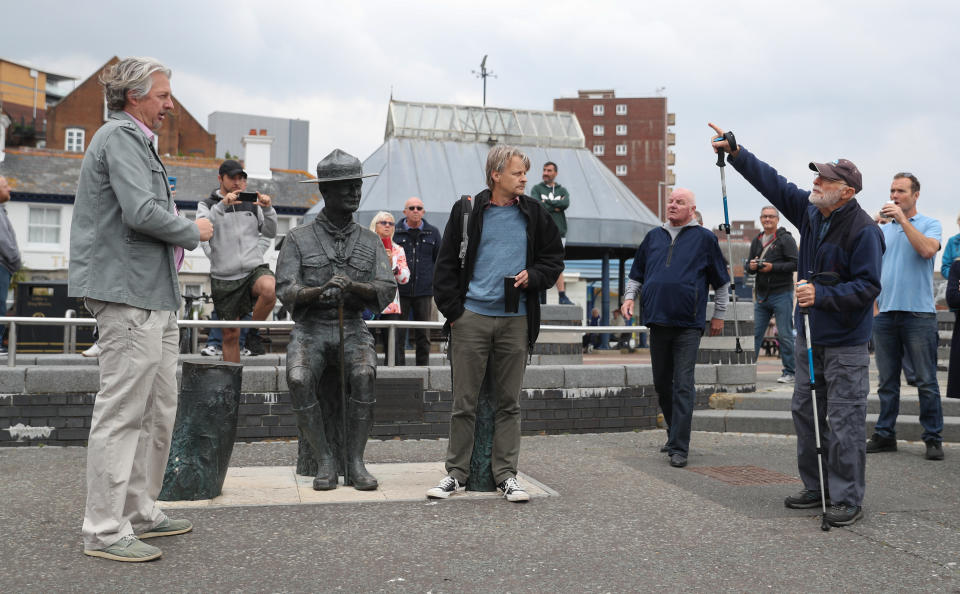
[167,176,177,192]
[238,192,258,203]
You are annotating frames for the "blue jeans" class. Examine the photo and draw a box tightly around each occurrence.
[649,325,702,456]
[0,267,10,344]
[873,311,943,442]
[205,311,250,348]
[753,290,795,375]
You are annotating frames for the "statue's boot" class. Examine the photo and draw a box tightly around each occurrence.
[345,399,378,491]
[294,403,339,490]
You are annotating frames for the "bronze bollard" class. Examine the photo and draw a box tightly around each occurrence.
[159,361,243,501]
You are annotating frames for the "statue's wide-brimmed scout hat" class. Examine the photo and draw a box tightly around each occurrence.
[298,149,378,183]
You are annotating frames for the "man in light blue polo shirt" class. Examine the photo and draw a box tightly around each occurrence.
[868,172,944,460]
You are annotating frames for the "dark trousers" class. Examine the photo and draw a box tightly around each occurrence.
[447,310,527,484]
[649,325,702,456]
[792,333,868,506]
[397,295,433,366]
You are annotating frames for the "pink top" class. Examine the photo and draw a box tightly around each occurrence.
[382,243,410,314]
[125,111,184,271]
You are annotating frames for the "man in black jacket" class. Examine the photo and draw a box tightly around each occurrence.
[392,197,440,366]
[746,206,799,383]
[427,145,563,503]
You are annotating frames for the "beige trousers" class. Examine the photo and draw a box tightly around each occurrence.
[81,299,179,550]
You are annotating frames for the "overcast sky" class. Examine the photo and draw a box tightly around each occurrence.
[5,0,960,259]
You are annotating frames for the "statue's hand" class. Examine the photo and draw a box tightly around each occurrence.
[317,274,352,306]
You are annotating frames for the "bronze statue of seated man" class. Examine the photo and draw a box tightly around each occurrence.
[278,149,395,490]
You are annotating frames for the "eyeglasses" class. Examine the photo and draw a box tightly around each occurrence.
[377,221,395,226]
[406,205,424,211]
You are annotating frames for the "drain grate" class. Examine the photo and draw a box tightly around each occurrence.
[686,465,802,486]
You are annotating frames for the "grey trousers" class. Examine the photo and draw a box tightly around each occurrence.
[792,333,869,507]
[81,299,179,550]
[447,310,528,485]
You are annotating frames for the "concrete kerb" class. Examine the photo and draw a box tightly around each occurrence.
[564,365,627,388]
[25,366,99,393]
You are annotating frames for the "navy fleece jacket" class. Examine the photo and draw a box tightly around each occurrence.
[728,147,884,346]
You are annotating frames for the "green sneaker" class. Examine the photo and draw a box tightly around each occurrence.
[84,535,161,562]
[139,517,193,539]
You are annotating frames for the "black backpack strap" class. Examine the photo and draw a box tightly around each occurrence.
[458,195,472,269]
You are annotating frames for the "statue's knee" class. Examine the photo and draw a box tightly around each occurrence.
[287,366,315,393]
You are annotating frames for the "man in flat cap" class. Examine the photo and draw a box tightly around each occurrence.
[276,149,395,491]
[709,123,884,528]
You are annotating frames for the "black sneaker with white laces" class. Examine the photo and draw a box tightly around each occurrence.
[426,476,462,499]
[498,477,530,502]
[825,503,863,527]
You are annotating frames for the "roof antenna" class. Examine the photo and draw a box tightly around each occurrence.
[472,55,496,106]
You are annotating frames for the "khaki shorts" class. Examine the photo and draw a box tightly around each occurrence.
[211,264,274,320]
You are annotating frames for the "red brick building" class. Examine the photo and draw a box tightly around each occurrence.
[554,90,675,221]
[46,57,215,158]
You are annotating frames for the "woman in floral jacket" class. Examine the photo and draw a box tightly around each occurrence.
[370,211,410,364]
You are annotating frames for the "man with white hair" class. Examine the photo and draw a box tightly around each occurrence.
[69,57,213,562]
[709,122,883,528]
[620,187,729,469]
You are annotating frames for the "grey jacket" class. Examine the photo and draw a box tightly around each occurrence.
[0,204,21,275]
[197,190,277,280]
[68,112,200,311]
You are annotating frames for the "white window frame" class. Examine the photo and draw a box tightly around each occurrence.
[615,124,628,136]
[593,124,604,136]
[615,164,628,176]
[616,104,627,115]
[593,144,605,156]
[65,127,84,152]
[593,104,604,116]
[616,144,628,156]
[27,206,62,248]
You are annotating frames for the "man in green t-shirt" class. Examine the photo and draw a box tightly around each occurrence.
[530,162,572,304]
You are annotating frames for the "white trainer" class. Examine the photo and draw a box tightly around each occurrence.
[82,343,102,358]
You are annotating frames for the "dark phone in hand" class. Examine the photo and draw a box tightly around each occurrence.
[238,192,258,202]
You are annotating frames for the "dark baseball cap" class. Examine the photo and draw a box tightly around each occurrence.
[809,159,862,194]
[218,159,246,177]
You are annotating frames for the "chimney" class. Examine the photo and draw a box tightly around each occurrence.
[242,131,274,179]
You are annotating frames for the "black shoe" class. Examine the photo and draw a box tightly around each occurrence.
[784,489,829,509]
[245,331,266,356]
[866,433,897,453]
[825,503,863,527]
[669,454,687,468]
[925,440,944,461]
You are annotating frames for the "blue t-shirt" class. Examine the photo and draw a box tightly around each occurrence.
[464,204,528,317]
[877,213,941,313]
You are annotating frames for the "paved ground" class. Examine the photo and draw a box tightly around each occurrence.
[2,352,957,592]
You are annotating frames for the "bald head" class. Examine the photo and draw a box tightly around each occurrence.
[403,196,424,228]
[666,187,696,226]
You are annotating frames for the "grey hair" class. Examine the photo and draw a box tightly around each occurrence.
[760,205,779,216]
[485,145,530,191]
[368,210,395,234]
[100,57,171,111]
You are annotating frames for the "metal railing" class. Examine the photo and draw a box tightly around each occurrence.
[2,316,647,367]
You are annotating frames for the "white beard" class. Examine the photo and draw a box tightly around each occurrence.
[809,187,843,208]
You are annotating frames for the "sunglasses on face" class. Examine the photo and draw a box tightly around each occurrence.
[377,221,395,226]
[406,205,423,211]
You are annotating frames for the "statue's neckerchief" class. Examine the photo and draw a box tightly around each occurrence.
[312,211,357,275]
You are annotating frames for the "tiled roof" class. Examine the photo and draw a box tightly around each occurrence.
[0,148,320,212]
